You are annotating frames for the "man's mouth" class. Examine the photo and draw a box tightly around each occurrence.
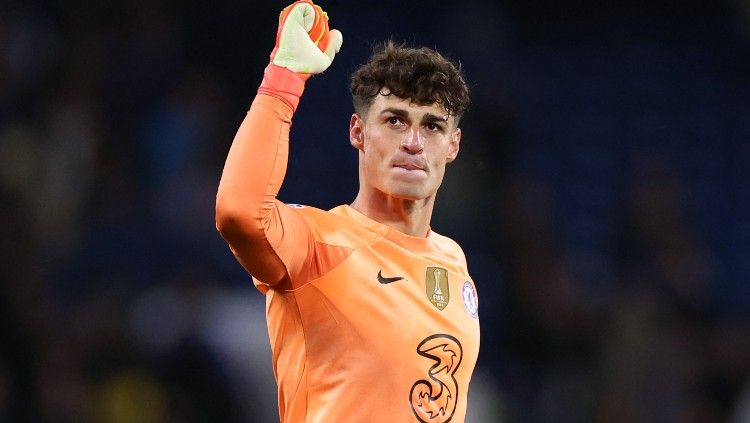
[392,160,427,172]
[395,163,424,171]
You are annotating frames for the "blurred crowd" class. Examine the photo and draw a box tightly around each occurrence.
[1,0,749,422]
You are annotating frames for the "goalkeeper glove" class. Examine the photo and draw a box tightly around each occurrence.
[259,0,343,111]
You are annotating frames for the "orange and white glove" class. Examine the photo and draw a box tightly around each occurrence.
[259,0,343,111]
[272,0,342,74]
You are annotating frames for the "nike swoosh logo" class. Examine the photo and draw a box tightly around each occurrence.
[377,270,405,284]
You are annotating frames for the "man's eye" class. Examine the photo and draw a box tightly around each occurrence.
[425,123,442,132]
[387,117,401,125]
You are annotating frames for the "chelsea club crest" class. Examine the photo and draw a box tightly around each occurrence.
[462,281,478,318]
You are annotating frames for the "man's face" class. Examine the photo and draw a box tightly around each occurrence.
[349,93,461,201]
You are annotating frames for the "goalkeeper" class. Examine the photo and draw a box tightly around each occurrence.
[216,1,479,421]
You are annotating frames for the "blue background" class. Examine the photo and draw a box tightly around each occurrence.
[1,0,749,421]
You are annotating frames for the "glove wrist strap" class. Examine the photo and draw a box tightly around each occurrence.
[258,63,307,112]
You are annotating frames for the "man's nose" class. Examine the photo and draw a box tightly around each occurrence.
[400,127,424,154]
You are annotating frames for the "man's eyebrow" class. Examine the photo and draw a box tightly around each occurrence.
[380,108,449,123]
[422,113,449,124]
[379,107,409,118]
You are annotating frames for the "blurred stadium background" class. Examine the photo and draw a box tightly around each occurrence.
[2,0,749,421]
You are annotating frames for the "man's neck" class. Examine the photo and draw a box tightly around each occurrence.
[350,192,434,237]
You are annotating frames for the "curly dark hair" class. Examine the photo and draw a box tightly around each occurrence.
[350,40,470,121]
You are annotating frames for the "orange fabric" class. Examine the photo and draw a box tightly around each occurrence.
[258,64,307,112]
[216,93,480,422]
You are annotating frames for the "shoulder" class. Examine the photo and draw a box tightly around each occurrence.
[282,203,336,229]
[284,203,344,226]
[284,203,382,246]
[428,230,468,267]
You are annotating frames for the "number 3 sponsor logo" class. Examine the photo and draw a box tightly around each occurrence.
[410,334,463,423]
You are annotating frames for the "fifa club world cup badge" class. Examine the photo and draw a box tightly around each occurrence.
[426,267,449,310]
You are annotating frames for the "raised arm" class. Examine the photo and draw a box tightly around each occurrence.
[215,0,342,287]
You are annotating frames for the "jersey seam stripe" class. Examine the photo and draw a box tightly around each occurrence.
[259,120,295,286]
[288,291,311,421]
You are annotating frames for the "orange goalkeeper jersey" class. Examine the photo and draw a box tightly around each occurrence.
[216,92,480,423]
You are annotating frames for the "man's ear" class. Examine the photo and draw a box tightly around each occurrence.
[446,127,461,163]
[349,113,365,151]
